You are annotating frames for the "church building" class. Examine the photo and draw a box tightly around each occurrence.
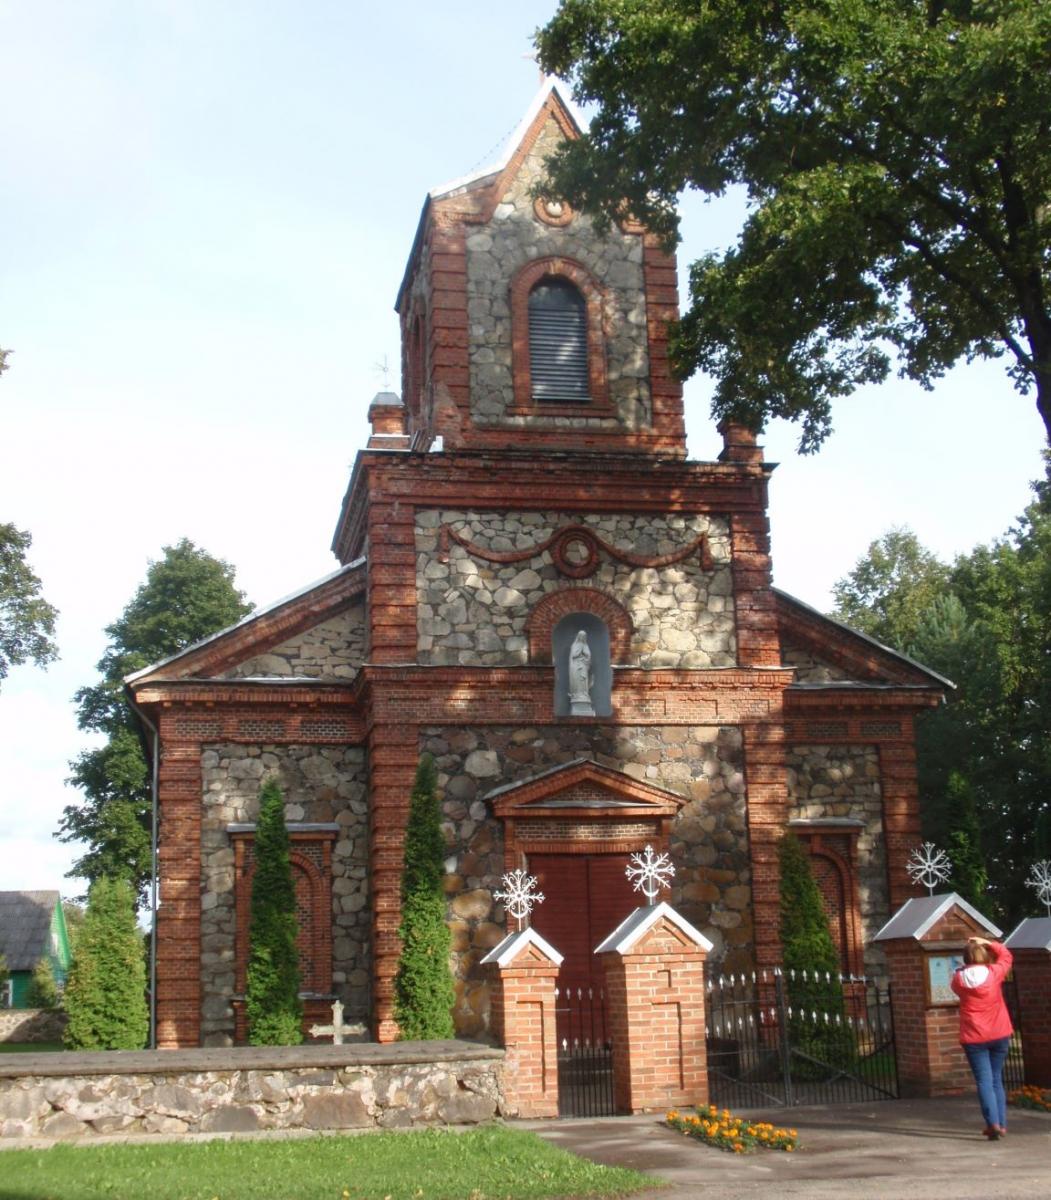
[128,81,946,1048]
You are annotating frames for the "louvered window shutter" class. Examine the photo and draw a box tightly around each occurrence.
[528,280,590,403]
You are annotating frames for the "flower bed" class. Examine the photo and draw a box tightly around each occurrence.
[666,1105,798,1154]
[1009,1085,1051,1112]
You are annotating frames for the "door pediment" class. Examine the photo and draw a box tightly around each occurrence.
[486,757,684,821]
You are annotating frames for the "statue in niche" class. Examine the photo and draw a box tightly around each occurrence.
[567,629,595,716]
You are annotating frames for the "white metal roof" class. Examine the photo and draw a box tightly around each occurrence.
[873,893,1001,942]
[593,900,712,956]
[1005,916,1051,951]
[479,926,564,968]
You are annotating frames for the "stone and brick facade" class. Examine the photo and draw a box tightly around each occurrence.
[128,80,945,1049]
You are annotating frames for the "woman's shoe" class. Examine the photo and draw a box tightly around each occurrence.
[983,1125,1001,1139]
[995,1125,1007,1137]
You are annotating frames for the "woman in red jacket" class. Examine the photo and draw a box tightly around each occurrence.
[950,936,1014,1139]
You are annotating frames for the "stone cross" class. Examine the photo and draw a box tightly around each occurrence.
[309,999,349,1045]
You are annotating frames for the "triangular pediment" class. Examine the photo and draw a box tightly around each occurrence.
[126,560,366,686]
[487,757,684,819]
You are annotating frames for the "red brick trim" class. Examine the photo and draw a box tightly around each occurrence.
[510,256,611,414]
[526,588,633,664]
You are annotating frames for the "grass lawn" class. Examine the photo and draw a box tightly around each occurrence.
[0,1125,656,1200]
[0,1044,64,1054]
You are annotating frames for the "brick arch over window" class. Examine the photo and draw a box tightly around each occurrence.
[511,256,610,413]
[527,587,633,664]
[289,851,331,994]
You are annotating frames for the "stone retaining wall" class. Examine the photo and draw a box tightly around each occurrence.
[0,1042,505,1139]
[0,1009,65,1044]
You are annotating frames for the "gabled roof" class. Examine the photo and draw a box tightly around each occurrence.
[0,891,60,971]
[594,901,712,956]
[1005,917,1051,951]
[775,588,953,690]
[125,558,366,686]
[396,77,585,313]
[873,893,1001,942]
[479,927,564,969]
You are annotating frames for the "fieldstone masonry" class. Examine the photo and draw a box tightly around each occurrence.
[423,721,750,1034]
[467,114,650,429]
[223,604,366,680]
[199,744,369,1045]
[787,744,889,975]
[416,510,734,667]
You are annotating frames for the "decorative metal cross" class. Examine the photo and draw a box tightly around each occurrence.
[905,841,952,896]
[625,844,675,905]
[309,999,351,1045]
[495,868,546,931]
[1026,860,1051,917]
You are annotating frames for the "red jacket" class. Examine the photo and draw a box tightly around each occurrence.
[949,941,1014,1043]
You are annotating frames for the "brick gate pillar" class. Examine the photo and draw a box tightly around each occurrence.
[596,902,712,1114]
[1006,918,1051,1088]
[874,893,1002,1097]
[481,927,563,1118]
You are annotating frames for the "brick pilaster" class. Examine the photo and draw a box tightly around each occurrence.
[742,721,789,971]
[1011,946,1051,1087]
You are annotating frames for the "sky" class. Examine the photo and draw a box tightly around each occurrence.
[1,1,1046,899]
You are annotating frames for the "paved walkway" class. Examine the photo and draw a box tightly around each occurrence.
[519,1096,1051,1199]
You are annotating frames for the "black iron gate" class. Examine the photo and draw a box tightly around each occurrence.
[554,984,615,1117]
[705,967,899,1108]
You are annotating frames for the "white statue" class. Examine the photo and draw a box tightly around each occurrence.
[567,629,595,715]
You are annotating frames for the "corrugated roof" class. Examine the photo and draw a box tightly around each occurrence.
[0,891,59,971]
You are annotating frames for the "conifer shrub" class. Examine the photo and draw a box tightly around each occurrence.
[26,957,59,1009]
[246,778,303,1045]
[393,754,455,1040]
[778,831,854,1074]
[63,877,148,1050]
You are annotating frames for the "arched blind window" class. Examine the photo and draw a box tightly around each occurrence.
[528,279,589,403]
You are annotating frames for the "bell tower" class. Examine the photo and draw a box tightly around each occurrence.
[394,79,686,457]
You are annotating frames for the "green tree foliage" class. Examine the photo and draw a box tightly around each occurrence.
[537,1,1051,451]
[830,470,1051,922]
[26,958,59,1010]
[0,523,58,689]
[778,831,853,1071]
[59,540,251,903]
[63,878,148,1050]
[831,528,951,651]
[394,755,455,1041]
[245,779,303,1045]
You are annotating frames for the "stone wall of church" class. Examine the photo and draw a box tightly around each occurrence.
[781,642,855,683]
[786,744,889,976]
[415,510,735,668]
[466,115,650,429]
[420,723,748,1036]
[199,744,369,1046]
[223,605,366,682]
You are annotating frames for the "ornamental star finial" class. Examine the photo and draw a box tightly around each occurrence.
[495,868,546,931]
[625,844,675,905]
[906,842,952,896]
[1026,860,1051,917]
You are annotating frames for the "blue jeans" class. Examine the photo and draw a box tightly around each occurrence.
[963,1037,1011,1129]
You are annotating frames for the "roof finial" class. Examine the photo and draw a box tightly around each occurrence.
[373,354,393,392]
[522,48,544,86]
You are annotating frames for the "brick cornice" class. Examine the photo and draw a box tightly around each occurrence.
[784,685,942,715]
[489,758,685,818]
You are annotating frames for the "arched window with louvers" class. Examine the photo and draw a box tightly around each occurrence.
[528,278,589,403]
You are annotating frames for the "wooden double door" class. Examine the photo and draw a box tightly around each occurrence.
[528,853,638,994]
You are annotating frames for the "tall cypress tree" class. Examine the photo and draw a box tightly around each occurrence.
[778,831,853,1072]
[393,754,454,1040]
[245,779,303,1045]
[63,878,148,1050]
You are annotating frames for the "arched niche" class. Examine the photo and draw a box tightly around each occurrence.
[552,613,612,718]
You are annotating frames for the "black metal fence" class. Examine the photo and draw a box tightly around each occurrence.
[554,984,615,1117]
[705,967,899,1109]
[1002,976,1026,1091]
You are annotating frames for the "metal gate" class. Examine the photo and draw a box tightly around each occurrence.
[705,967,899,1108]
[554,984,615,1117]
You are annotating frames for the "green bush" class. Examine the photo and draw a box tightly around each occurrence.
[63,878,148,1050]
[778,831,854,1073]
[245,778,303,1045]
[26,957,59,1009]
[393,754,455,1040]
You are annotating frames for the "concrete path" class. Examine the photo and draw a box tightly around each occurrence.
[519,1097,1051,1199]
